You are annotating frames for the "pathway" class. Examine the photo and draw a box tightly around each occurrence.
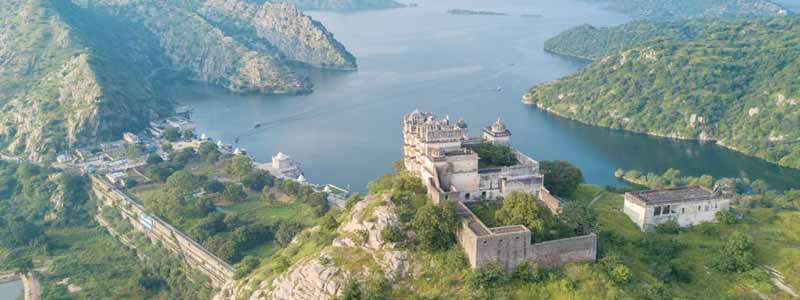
[588,192,605,207]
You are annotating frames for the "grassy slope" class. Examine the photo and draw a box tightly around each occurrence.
[584,184,800,299]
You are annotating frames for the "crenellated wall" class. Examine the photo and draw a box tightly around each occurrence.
[90,176,234,289]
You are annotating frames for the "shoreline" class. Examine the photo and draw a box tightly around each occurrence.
[523,99,800,174]
[0,271,36,300]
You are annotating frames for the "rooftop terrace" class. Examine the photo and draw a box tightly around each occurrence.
[627,186,718,205]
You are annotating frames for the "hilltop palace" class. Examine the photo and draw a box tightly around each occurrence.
[402,111,596,270]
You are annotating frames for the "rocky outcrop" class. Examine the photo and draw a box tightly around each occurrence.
[199,0,357,69]
[217,194,411,300]
[0,0,356,161]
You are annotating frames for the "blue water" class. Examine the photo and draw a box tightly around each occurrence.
[0,281,22,300]
[173,0,800,192]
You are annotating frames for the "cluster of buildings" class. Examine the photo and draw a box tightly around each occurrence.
[402,110,544,203]
[402,111,596,270]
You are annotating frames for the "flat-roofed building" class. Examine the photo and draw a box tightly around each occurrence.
[624,186,731,231]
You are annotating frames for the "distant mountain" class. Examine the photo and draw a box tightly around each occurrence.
[585,0,789,21]
[0,0,356,162]
[526,17,800,169]
[267,0,405,11]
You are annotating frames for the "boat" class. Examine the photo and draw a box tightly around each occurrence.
[496,86,503,92]
[254,123,262,129]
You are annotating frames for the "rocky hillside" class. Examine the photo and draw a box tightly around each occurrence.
[215,194,412,300]
[586,0,788,21]
[265,0,405,11]
[526,16,800,169]
[0,0,356,162]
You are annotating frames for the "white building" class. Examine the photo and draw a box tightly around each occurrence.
[123,132,140,144]
[624,186,731,231]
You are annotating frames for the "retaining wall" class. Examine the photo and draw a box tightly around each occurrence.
[90,176,234,288]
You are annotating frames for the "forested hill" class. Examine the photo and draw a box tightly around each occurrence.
[525,16,800,169]
[586,0,789,21]
[0,0,356,162]
[267,0,405,11]
[543,21,693,61]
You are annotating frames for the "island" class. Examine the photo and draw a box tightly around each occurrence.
[447,9,507,16]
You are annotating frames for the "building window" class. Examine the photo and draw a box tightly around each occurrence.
[681,207,686,214]
[654,206,662,216]
[465,193,471,200]
[705,205,709,211]
[664,205,671,214]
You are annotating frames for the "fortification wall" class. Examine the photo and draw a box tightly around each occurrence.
[90,176,234,288]
[526,234,597,268]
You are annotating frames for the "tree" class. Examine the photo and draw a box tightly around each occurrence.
[540,161,585,198]
[205,180,225,194]
[496,192,555,241]
[363,276,390,300]
[146,154,163,165]
[275,222,304,247]
[560,201,597,235]
[4,251,34,274]
[166,171,200,196]
[715,231,756,272]
[228,156,253,180]
[243,170,274,191]
[222,183,247,203]
[411,202,459,251]
[162,127,181,142]
[198,142,220,162]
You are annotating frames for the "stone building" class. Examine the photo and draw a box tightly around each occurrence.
[624,185,731,231]
[402,111,597,270]
[402,110,543,202]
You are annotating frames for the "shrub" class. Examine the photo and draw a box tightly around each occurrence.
[512,261,543,283]
[714,231,757,273]
[339,278,362,300]
[411,202,459,251]
[467,262,508,289]
[381,225,406,244]
[234,256,260,279]
[654,220,681,234]
[716,210,737,225]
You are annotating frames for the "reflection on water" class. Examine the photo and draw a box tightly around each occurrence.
[173,0,800,192]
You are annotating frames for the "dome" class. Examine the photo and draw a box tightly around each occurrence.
[297,174,306,183]
[490,118,507,133]
[274,152,290,160]
[456,118,468,129]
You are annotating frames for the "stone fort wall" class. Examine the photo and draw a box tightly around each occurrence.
[91,176,234,288]
[453,200,596,270]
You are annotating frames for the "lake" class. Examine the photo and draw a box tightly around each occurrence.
[172,0,800,192]
[0,281,22,300]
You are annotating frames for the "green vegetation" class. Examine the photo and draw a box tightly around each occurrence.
[0,160,212,299]
[136,145,328,264]
[585,0,787,21]
[540,160,585,198]
[527,16,800,170]
[496,192,573,242]
[0,0,357,160]
[544,21,696,60]
[471,143,519,169]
